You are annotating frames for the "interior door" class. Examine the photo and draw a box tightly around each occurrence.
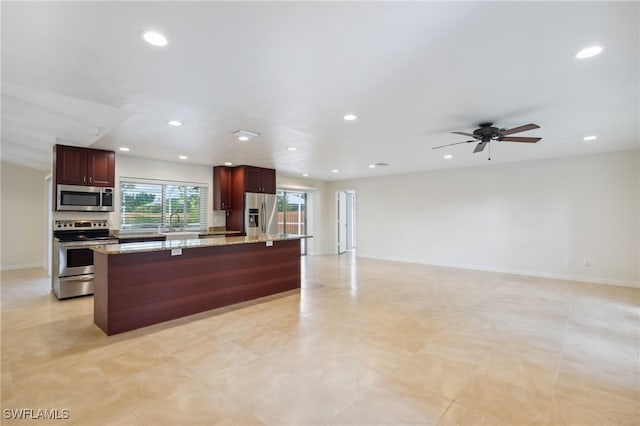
[338,191,347,254]
[346,192,354,250]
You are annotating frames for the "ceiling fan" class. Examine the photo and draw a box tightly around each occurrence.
[433,122,541,157]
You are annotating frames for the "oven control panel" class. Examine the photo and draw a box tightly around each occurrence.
[54,220,109,230]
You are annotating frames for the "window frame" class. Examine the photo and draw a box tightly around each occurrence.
[119,178,208,232]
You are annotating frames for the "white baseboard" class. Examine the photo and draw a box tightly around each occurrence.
[0,263,45,271]
[356,254,640,289]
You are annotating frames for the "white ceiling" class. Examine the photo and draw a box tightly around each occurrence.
[1,1,638,180]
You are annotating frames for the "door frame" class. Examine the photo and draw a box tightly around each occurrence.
[336,189,356,255]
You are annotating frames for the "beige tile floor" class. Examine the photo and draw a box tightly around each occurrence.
[1,254,639,425]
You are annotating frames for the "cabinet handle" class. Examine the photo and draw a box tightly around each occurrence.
[89,176,92,183]
[83,176,86,184]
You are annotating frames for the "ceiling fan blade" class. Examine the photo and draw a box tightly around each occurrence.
[499,136,541,143]
[451,131,476,138]
[473,142,487,153]
[432,140,475,150]
[499,123,540,136]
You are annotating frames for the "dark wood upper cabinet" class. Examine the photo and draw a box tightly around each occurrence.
[54,144,115,187]
[214,165,276,210]
[244,166,262,193]
[243,166,276,194]
[213,166,233,210]
[55,145,88,186]
[260,168,276,194]
[87,149,115,187]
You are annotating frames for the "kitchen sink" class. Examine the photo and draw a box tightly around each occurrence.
[160,231,200,241]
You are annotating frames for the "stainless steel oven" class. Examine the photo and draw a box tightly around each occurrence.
[52,220,118,299]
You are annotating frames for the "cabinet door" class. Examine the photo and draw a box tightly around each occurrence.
[55,145,88,185]
[261,168,276,194]
[87,149,115,187]
[213,166,233,210]
[225,166,246,233]
[244,166,263,193]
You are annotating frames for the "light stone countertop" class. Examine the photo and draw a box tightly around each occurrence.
[114,230,242,240]
[92,234,311,255]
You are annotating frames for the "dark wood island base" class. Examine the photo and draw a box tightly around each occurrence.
[93,237,302,335]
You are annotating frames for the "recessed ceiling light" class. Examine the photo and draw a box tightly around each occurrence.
[233,129,260,141]
[179,155,187,160]
[302,173,309,177]
[583,135,598,141]
[224,162,233,166]
[332,169,339,173]
[119,147,130,152]
[443,154,453,159]
[368,164,376,168]
[168,120,182,127]
[287,147,297,151]
[575,45,603,59]
[374,162,390,167]
[141,30,168,47]
[343,114,357,121]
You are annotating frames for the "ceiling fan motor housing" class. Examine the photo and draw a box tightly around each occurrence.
[473,123,501,141]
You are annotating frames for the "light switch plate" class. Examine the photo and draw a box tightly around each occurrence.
[266,240,273,247]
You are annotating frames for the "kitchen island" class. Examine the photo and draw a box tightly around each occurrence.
[92,234,309,335]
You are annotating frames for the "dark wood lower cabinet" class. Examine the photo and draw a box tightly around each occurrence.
[117,236,166,243]
[93,239,301,335]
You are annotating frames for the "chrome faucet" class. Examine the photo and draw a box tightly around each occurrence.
[169,212,182,232]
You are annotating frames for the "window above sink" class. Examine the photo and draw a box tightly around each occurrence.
[120,178,208,233]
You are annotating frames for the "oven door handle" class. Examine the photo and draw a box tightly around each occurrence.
[59,274,94,282]
[58,240,118,248]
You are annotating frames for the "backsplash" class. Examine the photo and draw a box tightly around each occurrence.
[213,210,226,227]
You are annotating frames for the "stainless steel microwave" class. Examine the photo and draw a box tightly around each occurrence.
[57,184,114,212]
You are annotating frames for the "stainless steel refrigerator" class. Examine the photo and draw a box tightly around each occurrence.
[244,192,278,237]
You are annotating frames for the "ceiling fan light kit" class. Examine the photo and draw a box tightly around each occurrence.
[433,122,542,160]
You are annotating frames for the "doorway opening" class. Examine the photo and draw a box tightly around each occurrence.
[277,190,307,255]
[337,190,356,254]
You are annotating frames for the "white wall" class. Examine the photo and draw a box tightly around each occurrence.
[328,151,640,287]
[107,155,225,229]
[1,161,48,270]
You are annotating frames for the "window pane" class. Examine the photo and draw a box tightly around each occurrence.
[120,180,208,232]
[120,183,163,229]
[185,186,203,229]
